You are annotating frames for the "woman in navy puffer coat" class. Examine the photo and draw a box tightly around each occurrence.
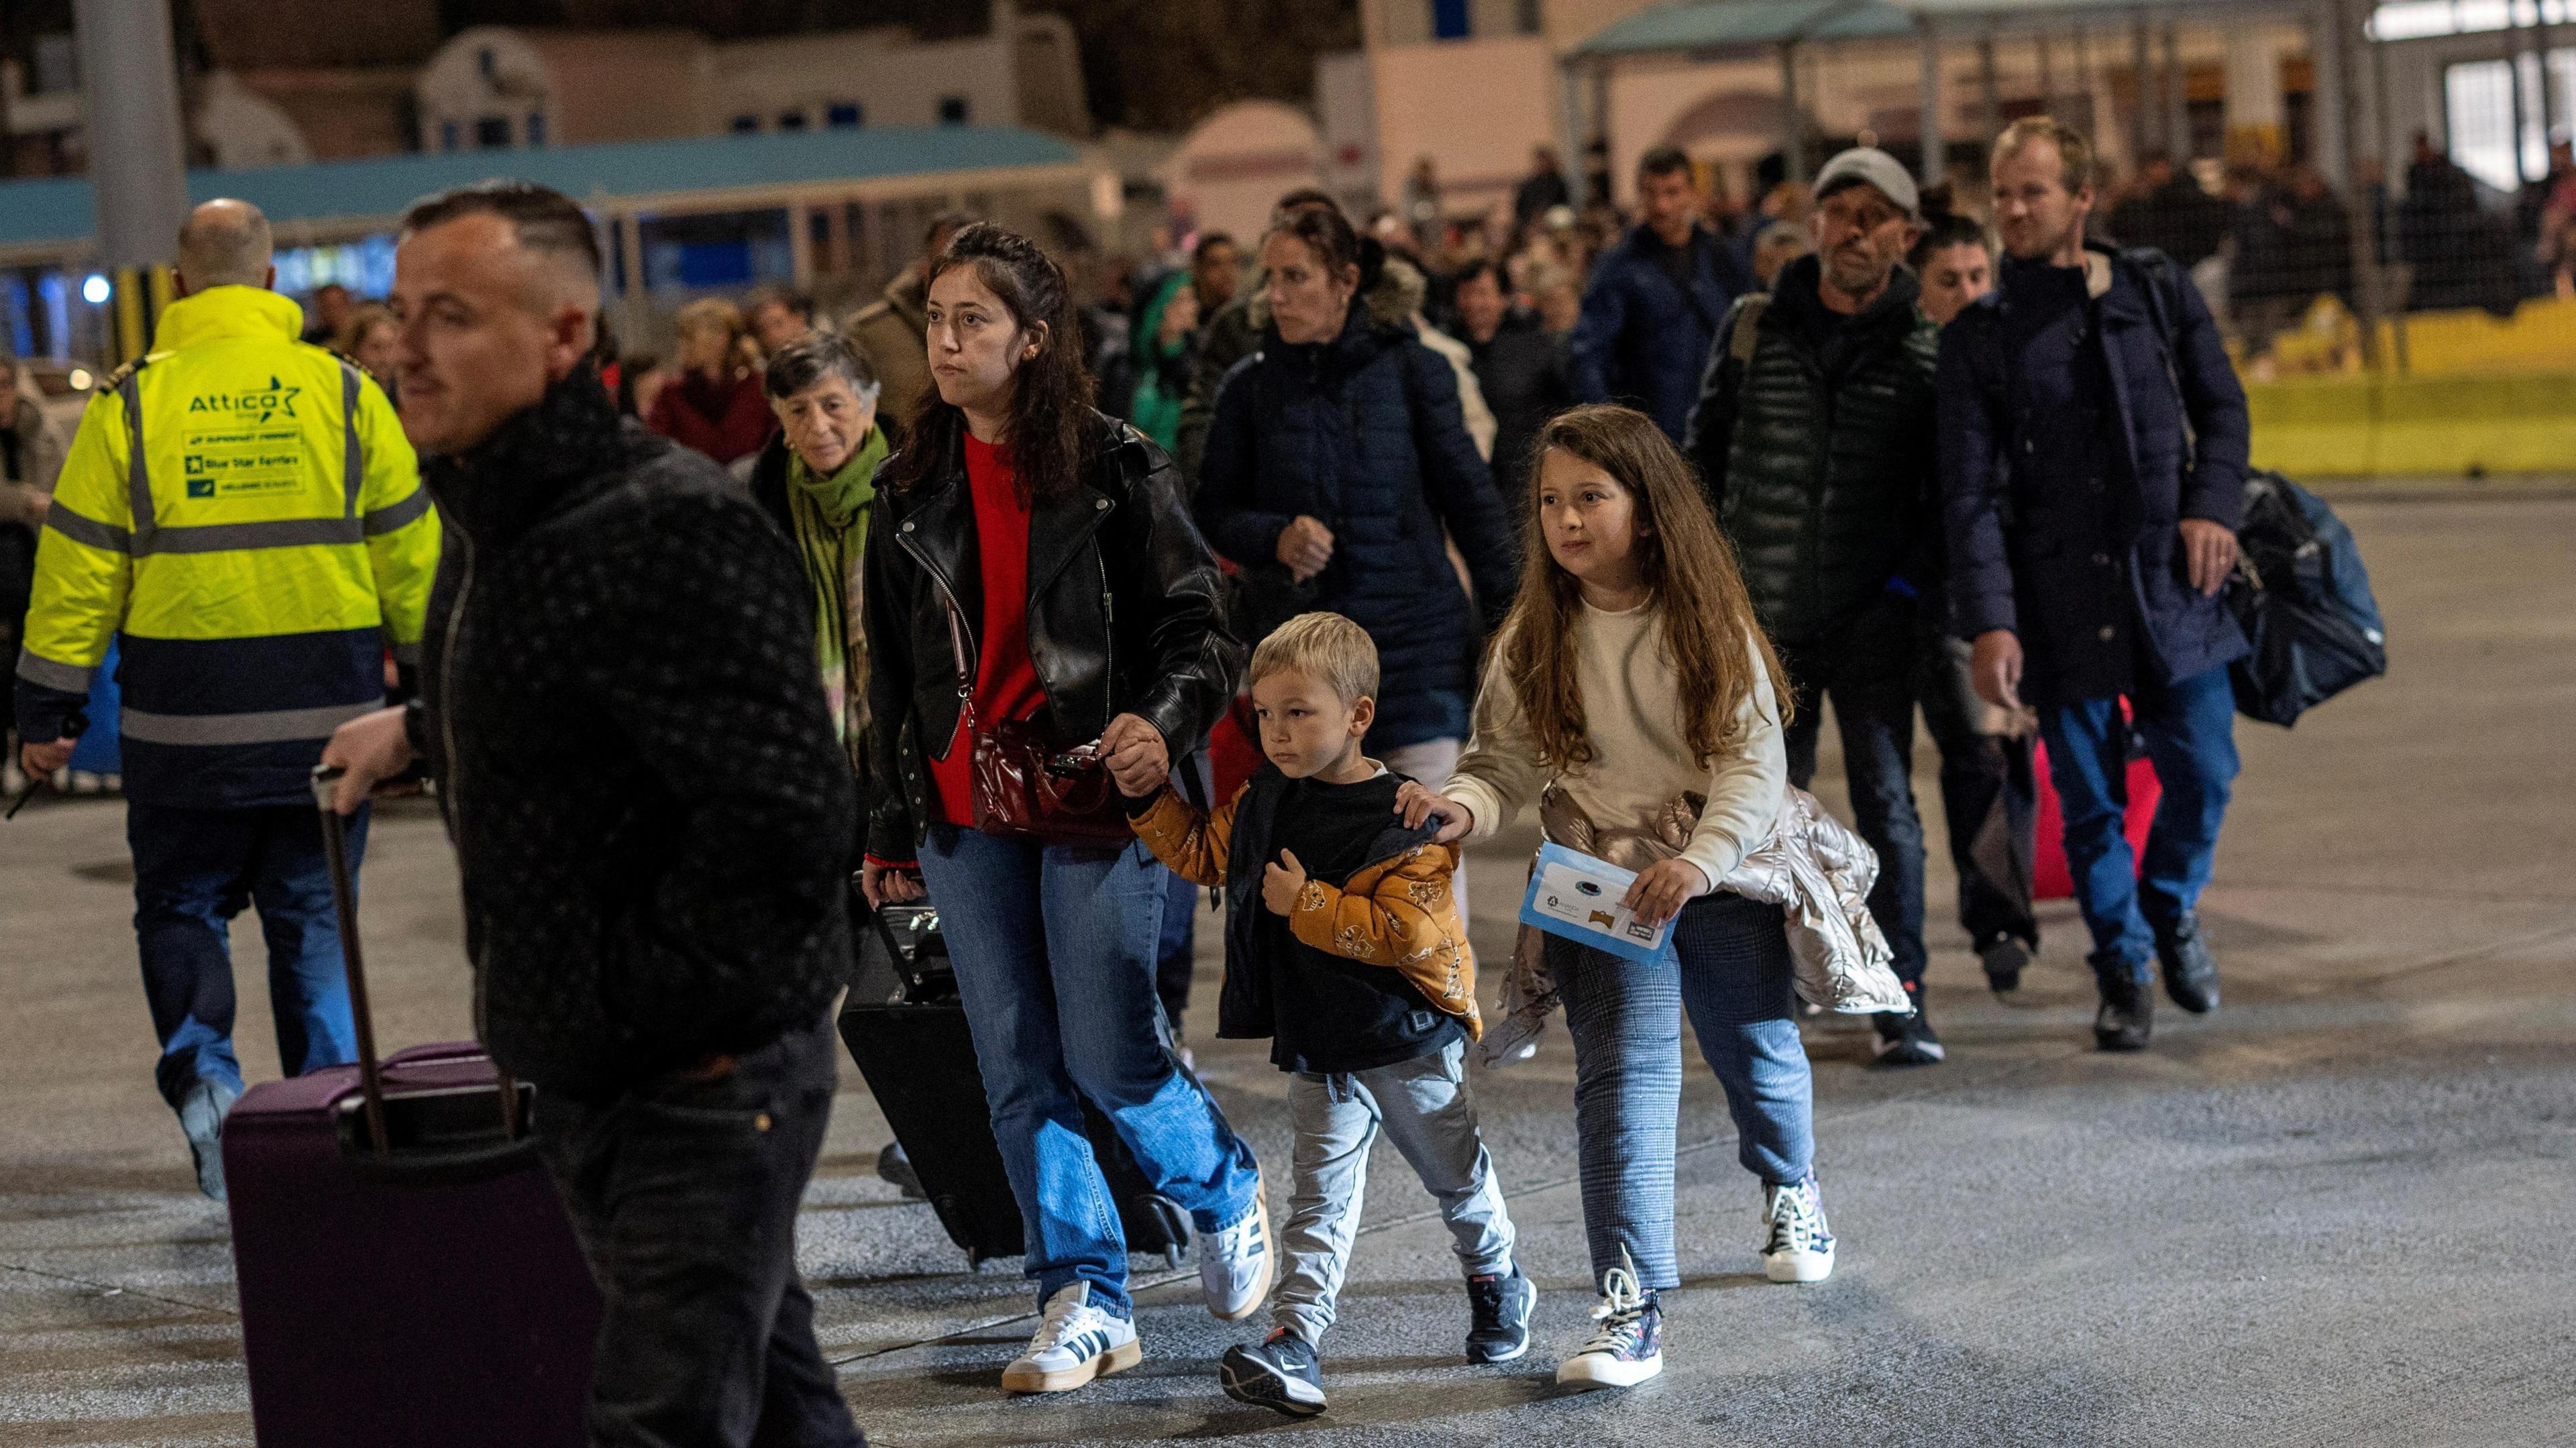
[1195,207,1518,765]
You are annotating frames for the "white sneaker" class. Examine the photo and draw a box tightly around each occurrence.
[1555,1256,1663,1390]
[1197,1170,1273,1321]
[1000,1283,1140,1394]
[1762,1176,1836,1283]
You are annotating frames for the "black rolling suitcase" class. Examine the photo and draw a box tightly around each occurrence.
[838,901,1193,1270]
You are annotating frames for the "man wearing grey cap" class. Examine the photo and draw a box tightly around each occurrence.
[1683,146,1946,1067]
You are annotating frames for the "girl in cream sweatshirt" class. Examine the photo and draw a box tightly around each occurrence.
[1397,404,1836,1392]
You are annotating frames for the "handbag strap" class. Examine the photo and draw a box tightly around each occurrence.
[940,594,978,730]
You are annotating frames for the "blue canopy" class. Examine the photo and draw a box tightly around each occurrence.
[0,124,1083,255]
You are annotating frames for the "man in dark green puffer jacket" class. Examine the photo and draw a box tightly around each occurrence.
[1682,147,1945,1070]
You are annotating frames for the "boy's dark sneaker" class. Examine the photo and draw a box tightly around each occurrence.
[1870,1005,1945,1068]
[1555,1260,1662,1390]
[1220,1328,1326,1418]
[2094,970,2153,1052]
[1465,1268,1537,1362]
[2153,912,2221,1014]
[1978,936,2031,994]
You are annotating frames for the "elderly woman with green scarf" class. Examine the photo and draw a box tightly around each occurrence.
[747,331,890,803]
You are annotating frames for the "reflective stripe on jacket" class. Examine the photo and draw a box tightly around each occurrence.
[12,284,439,807]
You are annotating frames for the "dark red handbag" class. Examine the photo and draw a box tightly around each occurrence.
[943,599,1134,847]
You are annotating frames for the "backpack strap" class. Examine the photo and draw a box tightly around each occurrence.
[2124,247,2183,352]
[1727,292,1772,366]
[2118,247,2197,454]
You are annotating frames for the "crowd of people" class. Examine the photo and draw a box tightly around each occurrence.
[10,105,2281,1447]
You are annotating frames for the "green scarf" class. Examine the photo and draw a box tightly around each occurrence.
[785,427,888,761]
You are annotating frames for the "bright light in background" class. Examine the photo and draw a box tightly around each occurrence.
[80,274,111,305]
[67,368,93,390]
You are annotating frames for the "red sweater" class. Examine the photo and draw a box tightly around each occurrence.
[929,433,1047,826]
[646,368,773,465]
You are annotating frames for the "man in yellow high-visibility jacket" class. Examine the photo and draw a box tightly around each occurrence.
[12,200,437,1200]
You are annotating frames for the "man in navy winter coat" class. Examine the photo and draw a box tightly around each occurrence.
[1937,119,2251,1055]
[1568,146,1752,443]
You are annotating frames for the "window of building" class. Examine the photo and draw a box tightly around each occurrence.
[778,110,808,131]
[439,119,460,152]
[474,115,512,148]
[827,102,862,128]
[938,96,970,124]
[526,111,546,148]
[639,209,794,290]
[731,114,761,133]
[1515,0,1542,34]
[1432,0,1471,40]
[2445,50,2576,188]
[478,47,498,81]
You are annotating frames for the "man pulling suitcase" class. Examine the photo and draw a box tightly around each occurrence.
[321,180,866,1448]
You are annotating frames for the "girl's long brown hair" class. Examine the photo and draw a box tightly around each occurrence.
[1501,404,1790,770]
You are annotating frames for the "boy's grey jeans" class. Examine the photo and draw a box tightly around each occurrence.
[1274,1037,1516,1345]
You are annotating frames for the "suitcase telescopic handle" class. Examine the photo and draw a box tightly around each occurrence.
[311,765,391,1157]
[310,764,523,1160]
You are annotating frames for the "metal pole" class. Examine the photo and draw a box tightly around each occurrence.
[1782,42,1808,182]
[2369,3,2412,369]
[2164,22,2191,160]
[2076,27,2096,135]
[2312,5,2351,178]
[2507,1,2534,182]
[2038,31,2058,122]
[2330,0,2387,367]
[72,0,192,274]
[2536,1,2559,163]
[1920,18,1947,185]
[1980,28,2002,144]
[2135,15,2157,159]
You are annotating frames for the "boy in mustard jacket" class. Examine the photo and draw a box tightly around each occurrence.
[1122,612,1529,1418]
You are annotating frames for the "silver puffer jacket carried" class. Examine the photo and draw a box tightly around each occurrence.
[1483,783,1909,1066]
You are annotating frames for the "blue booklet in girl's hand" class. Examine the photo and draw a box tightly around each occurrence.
[1517,842,1676,965]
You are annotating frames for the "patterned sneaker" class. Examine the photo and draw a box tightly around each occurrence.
[1554,1258,1662,1390]
[1000,1283,1140,1394]
[1219,1327,1326,1417]
[1762,1176,1836,1284]
[1197,1171,1273,1321]
[1464,1268,1538,1363]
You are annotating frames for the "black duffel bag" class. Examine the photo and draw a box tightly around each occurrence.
[2225,471,2388,727]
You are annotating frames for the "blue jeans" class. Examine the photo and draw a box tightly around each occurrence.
[1548,890,1815,1292]
[2037,665,2239,983]
[916,824,1263,1318]
[127,801,365,1108]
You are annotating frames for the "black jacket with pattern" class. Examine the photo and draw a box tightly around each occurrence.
[411,374,856,1102]
[1683,256,1943,646]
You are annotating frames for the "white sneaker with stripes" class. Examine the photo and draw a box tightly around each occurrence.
[1000,1282,1141,1394]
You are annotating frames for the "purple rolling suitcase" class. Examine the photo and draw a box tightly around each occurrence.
[220,767,600,1447]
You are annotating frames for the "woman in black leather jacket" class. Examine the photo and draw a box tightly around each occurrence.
[856,224,1269,1392]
